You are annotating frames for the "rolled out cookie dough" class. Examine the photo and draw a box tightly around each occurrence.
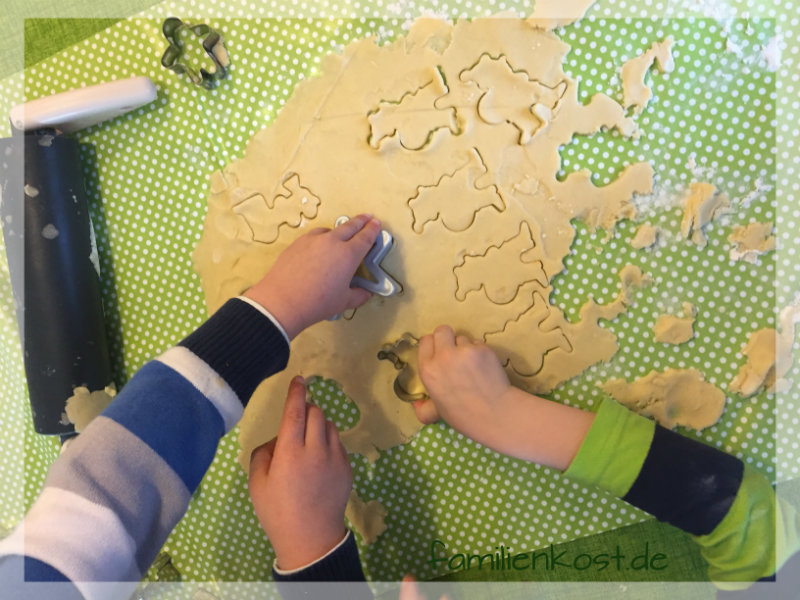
[652,302,696,345]
[600,368,725,430]
[728,221,775,264]
[194,13,668,541]
[729,299,800,397]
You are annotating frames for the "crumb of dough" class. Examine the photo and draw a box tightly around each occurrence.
[729,300,800,398]
[345,490,388,544]
[681,182,730,247]
[653,302,696,345]
[600,368,725,430]
[64,384,117,432]
[728,221,775,264]
[630,223,659,250]
[620,38,675,114]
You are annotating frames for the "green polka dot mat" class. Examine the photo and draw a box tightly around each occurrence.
[0,0,797,593]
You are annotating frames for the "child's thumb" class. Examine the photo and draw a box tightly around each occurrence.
[412,399,440,425]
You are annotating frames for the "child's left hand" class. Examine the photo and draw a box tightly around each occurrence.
[248,376,353,570]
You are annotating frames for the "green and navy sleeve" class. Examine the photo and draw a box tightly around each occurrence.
[564,399,800,590]
[0,297,290,599]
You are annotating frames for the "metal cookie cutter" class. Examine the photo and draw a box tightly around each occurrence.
[330,216,401,320]
[161,17,230,89]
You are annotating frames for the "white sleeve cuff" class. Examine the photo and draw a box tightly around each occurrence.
[235,296,291,347]
[272,530,351,576]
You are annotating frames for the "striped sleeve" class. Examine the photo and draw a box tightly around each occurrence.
[564,398,800,589]
[0,297,289,599]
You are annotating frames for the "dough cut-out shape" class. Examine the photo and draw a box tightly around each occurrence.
[729,299,800,397]
[653,302,696,345]
[600,368,725,431]
[458,53,568,144]
[367,70,459,151]
[681,182,730,247]
[728,221,776,263]
[484,289,571,377]
[232,174,321,244]
[621,37,675,114]
[407,147,504,233]
[631,223,659,249]
[193,16,663,487]
[453,222,547,304]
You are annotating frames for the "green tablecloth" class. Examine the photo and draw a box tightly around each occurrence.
[1,1,798,597]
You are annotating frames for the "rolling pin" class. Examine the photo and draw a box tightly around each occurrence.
[0,77,157,436]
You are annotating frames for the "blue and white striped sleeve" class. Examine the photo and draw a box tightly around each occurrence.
[0,297,290,600]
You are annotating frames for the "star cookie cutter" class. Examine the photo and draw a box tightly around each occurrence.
[329,216,401,320]
[336,215,401,297]
[161,17,230,89]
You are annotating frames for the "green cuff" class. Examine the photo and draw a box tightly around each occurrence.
[694,464,784,588]
[563,398,655,498]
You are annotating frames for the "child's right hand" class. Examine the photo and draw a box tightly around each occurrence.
[412,325,595,470]
[411,325,522,456]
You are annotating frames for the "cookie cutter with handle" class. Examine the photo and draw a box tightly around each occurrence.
[161,17,230,89]
[329,215,401,320]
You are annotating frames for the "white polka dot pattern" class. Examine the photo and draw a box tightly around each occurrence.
[0,0,795,591]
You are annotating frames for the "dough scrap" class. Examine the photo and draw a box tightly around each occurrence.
[653,302,696,345]
[728,221,775,264]
[62,384,117,432]
[345,490,388,545]
[194,16,661,496]
[453,222,547,304]
[600,368,725,430]
[680,182,730,247]
[729,299,800,398]
[621,38,675,114]
[630,223,659,250]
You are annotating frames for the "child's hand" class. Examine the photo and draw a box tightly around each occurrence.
[411,325,519,454]
[244,214,382,339]
[248,376,352,570]
[412,326,595,470]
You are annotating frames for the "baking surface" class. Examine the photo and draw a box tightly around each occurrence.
[0,0,797,592]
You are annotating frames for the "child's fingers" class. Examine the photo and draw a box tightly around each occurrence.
[399,574,422,600]
[345,286,373,311]
[333,213,375,241]
[412,398,440,425]
[418,334,434,366]
[305,404,328,447]
[433,325,455,352]
[277,376,308,446]
[455,334,472,346]
[248,438,277,478]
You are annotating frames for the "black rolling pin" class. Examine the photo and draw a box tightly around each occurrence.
[1,77,157,436]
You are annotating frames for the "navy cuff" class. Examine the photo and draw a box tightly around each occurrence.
[179,298,290,404]
[623,425,744,535]
[273,531,371,599]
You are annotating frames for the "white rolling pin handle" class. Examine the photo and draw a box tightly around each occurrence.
[9,77,157,134]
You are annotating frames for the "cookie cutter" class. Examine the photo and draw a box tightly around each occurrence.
[161,17,230,89]
[336,215,401,297]
[329,216,401,320]
[377,333,429,403]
